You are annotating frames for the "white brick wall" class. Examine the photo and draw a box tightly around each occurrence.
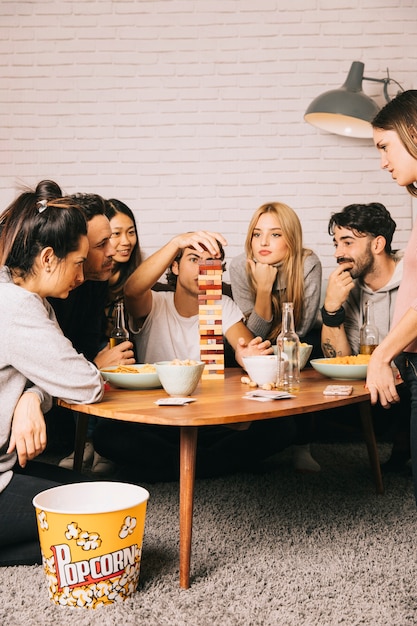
[1,0,416,281]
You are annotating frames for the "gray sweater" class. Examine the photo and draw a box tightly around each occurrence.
[229,250,322,339]
[0,266,104,493]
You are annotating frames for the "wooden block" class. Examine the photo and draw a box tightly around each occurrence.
[199,338,224,345]
[202,369,224,380]
[197,277,222,285]
[198,294,222,302]
[202,372,224,380]
[199,305,222,313]
[199,326,223,333]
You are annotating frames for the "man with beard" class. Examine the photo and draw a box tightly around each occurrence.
[321,202,402,357]
[47,191,135,474]
[320,202,409,472]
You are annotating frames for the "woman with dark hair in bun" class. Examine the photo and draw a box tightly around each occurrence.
[0,184,103,566]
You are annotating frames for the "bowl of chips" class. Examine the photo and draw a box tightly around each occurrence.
[310,355,370,380]
[100,364,161,390]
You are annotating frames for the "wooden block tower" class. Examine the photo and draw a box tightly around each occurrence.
[198,258,225,379]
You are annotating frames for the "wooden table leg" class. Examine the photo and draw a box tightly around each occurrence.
[179,426,198,589]
[73,412,89,473]
[359,401,384,495]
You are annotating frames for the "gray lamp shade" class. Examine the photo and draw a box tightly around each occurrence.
[304,62,381,138]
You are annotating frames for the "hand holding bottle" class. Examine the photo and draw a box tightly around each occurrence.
[95,300,135,368]
[95,341,135,369]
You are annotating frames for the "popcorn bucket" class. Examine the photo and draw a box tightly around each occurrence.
[33,481,149,609]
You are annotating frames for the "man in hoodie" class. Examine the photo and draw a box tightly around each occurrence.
[321,202,409,471]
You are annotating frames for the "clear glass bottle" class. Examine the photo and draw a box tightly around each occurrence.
[276,302,300,392]
[110,300,129,348]
[359,300,379,355]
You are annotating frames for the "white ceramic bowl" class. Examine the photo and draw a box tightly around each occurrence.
[242,355,278,386]
[272,343,313,370]
[155,360,205,397]
[310,358,368,380]
[299,344,313,369]
[100,364,161,390]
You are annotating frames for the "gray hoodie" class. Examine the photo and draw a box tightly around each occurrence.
[0,266,104,494]
[344,252,403,355]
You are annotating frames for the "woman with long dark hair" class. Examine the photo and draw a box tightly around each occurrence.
[104,198,142,337]
[0,182,103,565]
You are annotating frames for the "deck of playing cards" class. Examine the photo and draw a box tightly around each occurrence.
[244,390,296,401]
[323,385,353,396]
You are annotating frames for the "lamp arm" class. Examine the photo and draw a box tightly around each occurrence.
[363,68,404,102]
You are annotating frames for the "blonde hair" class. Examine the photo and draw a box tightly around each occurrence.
[244,202,311,341]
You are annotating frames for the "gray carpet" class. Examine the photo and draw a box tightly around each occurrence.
[0,443,416,626]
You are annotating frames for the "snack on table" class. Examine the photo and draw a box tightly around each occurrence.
[169,359,199,366]
[322,355,371,365]
[102,364,156,374]
[240,376,276,390]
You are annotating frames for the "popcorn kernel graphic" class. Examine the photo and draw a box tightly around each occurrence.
[65,523,102,551]
[38,510,48,531]
[119,515,137,538]
[65,522,81,540]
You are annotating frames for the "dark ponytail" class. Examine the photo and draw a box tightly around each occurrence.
[0,187,87,276]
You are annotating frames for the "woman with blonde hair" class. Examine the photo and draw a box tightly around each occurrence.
[230,202,322,471]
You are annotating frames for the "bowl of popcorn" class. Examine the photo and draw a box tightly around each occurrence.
[155,359,205,397]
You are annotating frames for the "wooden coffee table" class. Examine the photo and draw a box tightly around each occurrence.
[59,368,380,588]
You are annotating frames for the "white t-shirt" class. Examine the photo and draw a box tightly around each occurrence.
[130,291,244,363]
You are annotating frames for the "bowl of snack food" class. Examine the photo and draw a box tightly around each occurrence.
[242,355,278,387]
[100,363,161,390]
[299,343,313,369]
[272,343,313,370]
[310,355,370,380]
[155,359,205,397]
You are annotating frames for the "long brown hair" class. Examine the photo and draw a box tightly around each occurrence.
[244,202,311,341]
[372,90,417,198]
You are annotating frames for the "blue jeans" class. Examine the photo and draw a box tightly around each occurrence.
[394,353,417,503]
[0,462,90,566]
